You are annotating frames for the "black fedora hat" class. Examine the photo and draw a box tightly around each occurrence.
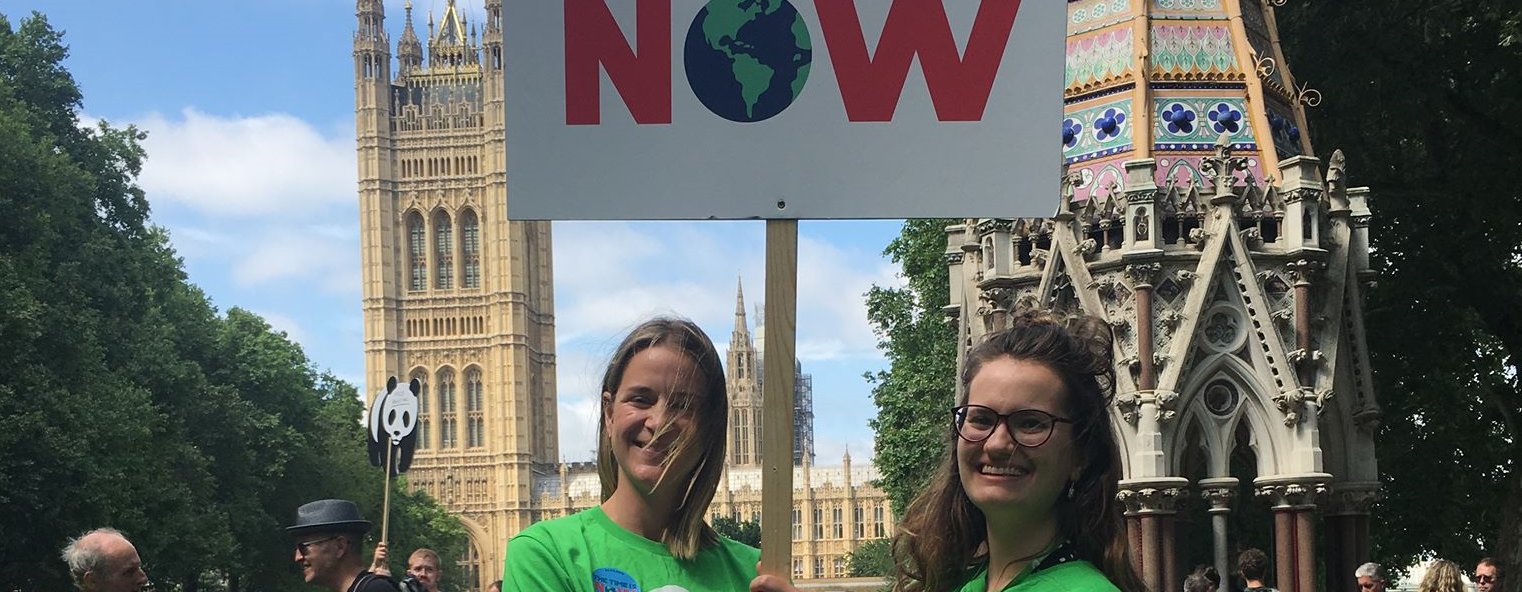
[286,499,372,536]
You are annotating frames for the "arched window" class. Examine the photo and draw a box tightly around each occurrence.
[438,367,457,448]
[461,209,481,289]
[434,210,454,289]
[407,213,426,291]
[410,369,430,450]
[460,545,482,592]
[466,367,484,447]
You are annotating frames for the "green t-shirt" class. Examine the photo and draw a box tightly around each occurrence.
[503,507,760,592]
[958,559,1121,592]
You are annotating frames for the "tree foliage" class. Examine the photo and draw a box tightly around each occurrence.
[864,219,959,515]
[0,12,464,592]
[1277,3,1522,588]
[712,516,762,549]
[845,538,893,578]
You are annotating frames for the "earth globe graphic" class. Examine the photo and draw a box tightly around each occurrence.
[684,0,812,123]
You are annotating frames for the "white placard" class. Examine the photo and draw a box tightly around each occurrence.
[505,0,1063,220]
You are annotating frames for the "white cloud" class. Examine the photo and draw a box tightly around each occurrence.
[134,108,354,218]
[253,310,310,347]
[551,221,894,362]
[230,226,360,295]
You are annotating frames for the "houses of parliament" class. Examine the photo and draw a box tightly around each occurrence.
[352,1,893,589]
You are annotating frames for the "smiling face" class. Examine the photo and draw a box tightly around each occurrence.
[957,356,1082,529]
[291,533,348,587]
[603,344,707,503]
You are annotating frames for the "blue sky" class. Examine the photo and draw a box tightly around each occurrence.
[11,0,906,463]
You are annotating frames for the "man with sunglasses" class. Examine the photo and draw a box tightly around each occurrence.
[288,499,399,592]
[1475,558,1499,592]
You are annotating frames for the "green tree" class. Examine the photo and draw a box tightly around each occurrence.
[845,538,893,578]
[1277,3,1521,587]
[712,516,762,548]
[863,219,960,516]
[0,11,467,592]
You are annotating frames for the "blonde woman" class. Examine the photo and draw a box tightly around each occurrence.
[504,318,758,591]
[1418,560,1466,592]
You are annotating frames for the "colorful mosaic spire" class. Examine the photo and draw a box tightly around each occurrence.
[1063,0,1317,202]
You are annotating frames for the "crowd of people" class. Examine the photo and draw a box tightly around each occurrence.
[57,314,1508,592]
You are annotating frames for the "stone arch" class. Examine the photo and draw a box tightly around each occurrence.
[454,513,493,592]
[409,366,432,450]
[1163,158,1205,189]
[431,208,455,290]
[405,209,428,292]
[1172,352,1284,477]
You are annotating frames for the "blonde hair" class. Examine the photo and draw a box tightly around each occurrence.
[596,317,727,559]
[1419,560,1465,592]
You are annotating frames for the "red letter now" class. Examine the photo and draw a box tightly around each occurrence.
[817,0,1022,122]
[564,0,672,125]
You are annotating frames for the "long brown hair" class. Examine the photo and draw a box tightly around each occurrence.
[891,310,1144,592]
[595,317,728,560]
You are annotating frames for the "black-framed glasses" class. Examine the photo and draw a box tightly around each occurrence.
[295,535,341,557]
[953,405,1073,447]
[1474,575,1495,585]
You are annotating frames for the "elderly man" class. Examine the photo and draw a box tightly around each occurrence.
[289,499,398,592]
[1356,562,1387,592]
[60,528,149,592]
[1475,558,1500,592]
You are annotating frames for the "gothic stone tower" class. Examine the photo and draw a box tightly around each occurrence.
[355,1,556,588]
[945,2,1379,592]
[727,281,816,467]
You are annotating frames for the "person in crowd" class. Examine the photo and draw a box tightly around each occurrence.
[1417,559,1465,592]
[759,311,1141,591]
[1238,549,1277,592]
[288,499,398,592]
[1475,557,1500,592]
[372,545,443,592]
[1356,562,1387,592]
[60,528,149,592]
[503,318,758,591]
[1185,565,1221,592]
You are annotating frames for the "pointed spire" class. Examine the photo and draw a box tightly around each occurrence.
[398,0,423,75]
[734,276,747,323]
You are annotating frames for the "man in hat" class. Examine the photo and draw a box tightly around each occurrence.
[60,528,149,592]
[289,499,398,592]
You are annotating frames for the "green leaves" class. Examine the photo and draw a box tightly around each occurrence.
[0,11,465,592]
[1277,1,1522,586]
[864,219,958,516]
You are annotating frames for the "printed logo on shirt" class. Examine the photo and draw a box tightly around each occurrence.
[592,568,639,592]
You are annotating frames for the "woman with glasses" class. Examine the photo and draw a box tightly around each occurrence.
[894,310,1139,592]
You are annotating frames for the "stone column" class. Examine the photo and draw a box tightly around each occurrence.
[1200,477,1240,582]
[1118,481,1189,592]
[1257,480,1326,592]
[1323,484,1379,592]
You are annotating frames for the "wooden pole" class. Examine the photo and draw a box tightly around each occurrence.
[381,440,394,544]
[759,219,798,577]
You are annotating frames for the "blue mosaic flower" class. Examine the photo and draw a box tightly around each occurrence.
[1208,103,1242,134]
[1161,103,1195,135]
[1062,118,1082,148]
[1093,108,1126,141]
